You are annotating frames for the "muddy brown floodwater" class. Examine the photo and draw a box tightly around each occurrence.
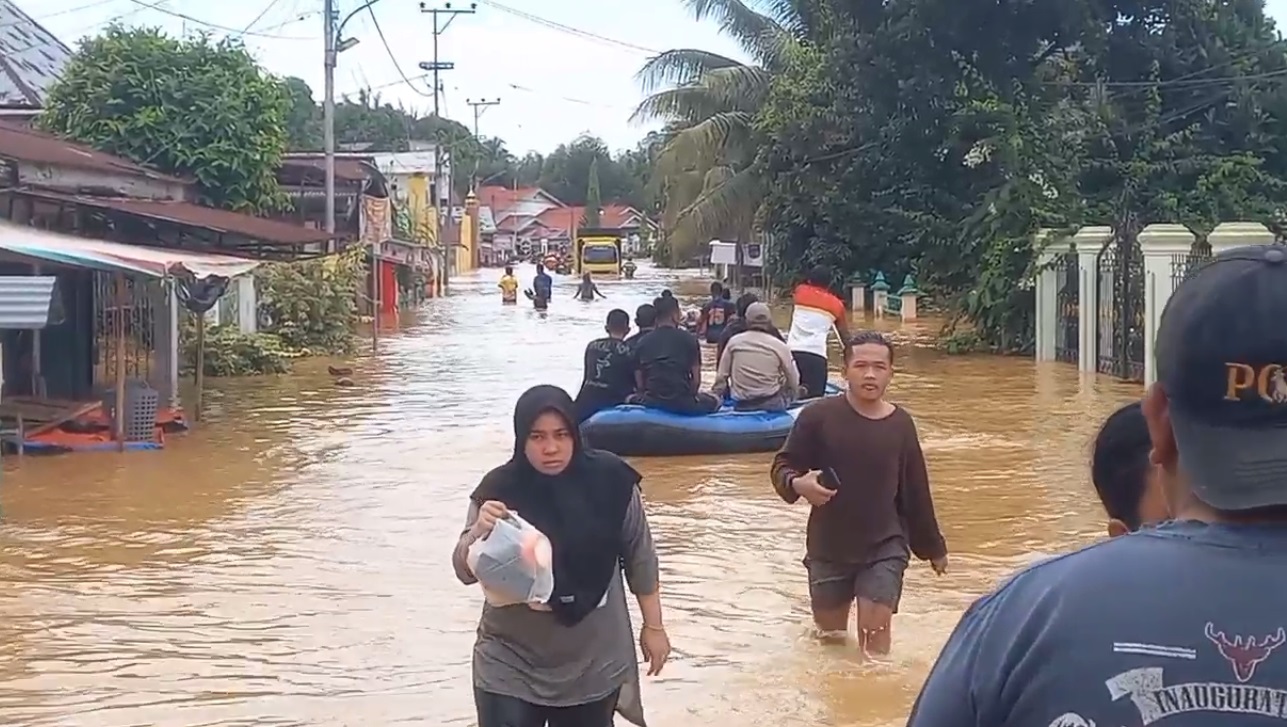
[0,263,1142,726]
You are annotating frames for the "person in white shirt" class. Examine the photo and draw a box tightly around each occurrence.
[785,266,849,398]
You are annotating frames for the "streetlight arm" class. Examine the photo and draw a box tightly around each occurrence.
[338,0,383,39]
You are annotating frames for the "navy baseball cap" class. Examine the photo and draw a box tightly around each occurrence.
[1156,244,1287,510]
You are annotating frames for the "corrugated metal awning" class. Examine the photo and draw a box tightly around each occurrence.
[0,275,58,329]
[0,220,260,278]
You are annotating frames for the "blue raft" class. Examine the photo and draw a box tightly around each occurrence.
[581,384,841,457]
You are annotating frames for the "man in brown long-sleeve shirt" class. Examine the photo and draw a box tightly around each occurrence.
[770,330,947,655]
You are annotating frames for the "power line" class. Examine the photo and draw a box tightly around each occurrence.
[240,0,288,34]
[473,0,658,55]
[121,0,314,39]
[365,4,435,97]
[0,0,119,29]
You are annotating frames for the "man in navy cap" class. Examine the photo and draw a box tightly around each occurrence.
[908,244,1287,726]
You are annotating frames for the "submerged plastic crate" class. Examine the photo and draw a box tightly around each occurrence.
[101,379,160,443]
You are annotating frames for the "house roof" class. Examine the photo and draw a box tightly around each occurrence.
[0,121,189,182]
[532,204,644,236]
[477,185,563,216]
[16,189,336,246]
[0,1,73,107]
[279,154,374,182]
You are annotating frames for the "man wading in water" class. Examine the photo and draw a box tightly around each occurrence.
[908,245,1287,726]
[770,331,947,655]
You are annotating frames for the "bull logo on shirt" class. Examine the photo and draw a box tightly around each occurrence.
[1204,623,1286,683]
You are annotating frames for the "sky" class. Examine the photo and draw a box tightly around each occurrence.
[30,0,1287,156]
[33,0,749,155]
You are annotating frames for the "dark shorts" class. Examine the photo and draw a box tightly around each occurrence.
[804,553,909,611]
[792,351,829,398]
[475,688,618,727]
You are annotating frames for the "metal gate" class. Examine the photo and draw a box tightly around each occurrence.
[1171,239,1212,288]
[1054,252,1079,364]
[94,273,156,386]
[1095,237,1146,381]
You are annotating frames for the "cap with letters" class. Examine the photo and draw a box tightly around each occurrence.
[1156,244,1287,510]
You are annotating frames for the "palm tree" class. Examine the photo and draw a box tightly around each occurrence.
[632,0,808,263]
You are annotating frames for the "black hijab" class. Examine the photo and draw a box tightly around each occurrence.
[471,385,640,626]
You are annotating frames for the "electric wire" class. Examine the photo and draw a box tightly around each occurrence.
[365,4,435,98]
[472,0,658,55]
[121,0,313,39]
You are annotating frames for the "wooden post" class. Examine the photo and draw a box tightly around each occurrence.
[113,274,127,451]
[193,311,205,422]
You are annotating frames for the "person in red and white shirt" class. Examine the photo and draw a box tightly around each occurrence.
[785,266,849,398]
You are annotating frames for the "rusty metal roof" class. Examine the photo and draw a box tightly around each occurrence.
[280,154,376,181]
[0,121,190,181]
[0,1,73,107]
[0,275,58,328]
[17,190,336,246]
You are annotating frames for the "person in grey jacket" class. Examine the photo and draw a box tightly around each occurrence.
[712,302,801,411]
[453,385,670,727]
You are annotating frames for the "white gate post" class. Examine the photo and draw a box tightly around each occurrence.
[236,276,258,334]
[1138,224,1196,387]
[1073,226,1113,374]
[1209,222,1274,256]
[1034,228,1060,362]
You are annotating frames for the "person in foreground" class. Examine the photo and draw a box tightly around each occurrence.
[785,266,850,398]
[574,273,605,302]
[630,296,721,415]
[907,244,1287,727]
[713,302,799,411]
[454,385,670,727]
[771,331,946,655]
[574,309,636,423]
[716,293,783,364]
[499,265,519,304]
[1092,400,1170,536]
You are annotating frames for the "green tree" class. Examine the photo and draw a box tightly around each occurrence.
[39,26,290,213]
[756,0,1287,351]
[584,157,602,226]
[633,0,806,262]
[282,76,323,151]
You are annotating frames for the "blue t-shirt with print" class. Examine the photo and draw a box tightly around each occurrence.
[908,521,1287,727]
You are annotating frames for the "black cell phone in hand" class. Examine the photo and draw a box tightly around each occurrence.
[820,467,842,490]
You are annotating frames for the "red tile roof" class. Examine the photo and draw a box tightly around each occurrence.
[0,121,189,182]
[533,204,644,236]
[17,190,335,245]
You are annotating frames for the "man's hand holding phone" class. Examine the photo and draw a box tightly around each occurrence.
[791,470,837,507]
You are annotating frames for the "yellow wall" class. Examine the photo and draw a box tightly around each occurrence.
[404,173,438,249]
[458,208,475,273]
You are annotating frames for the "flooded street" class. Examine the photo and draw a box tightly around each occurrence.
[0,264,1141,726]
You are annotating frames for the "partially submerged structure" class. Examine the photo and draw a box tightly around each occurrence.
[0,122,333,452]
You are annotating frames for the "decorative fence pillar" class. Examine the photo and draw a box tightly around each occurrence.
[1033,228,1061,363]
[1138,224,1196,387]
[1209,222,1274,255]
[236,275,258,334]
[1073,226,1113,373]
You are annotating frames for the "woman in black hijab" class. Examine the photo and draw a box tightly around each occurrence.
[452,385,669,727]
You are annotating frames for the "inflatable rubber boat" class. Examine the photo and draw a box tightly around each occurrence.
[581,384,841,457]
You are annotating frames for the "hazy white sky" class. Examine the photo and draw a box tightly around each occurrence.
[31,0,1287,155]
[34,0,747,155]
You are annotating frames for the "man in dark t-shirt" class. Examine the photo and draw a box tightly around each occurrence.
[631,296,721,415]
[624,304,656,349]
[573,309,635,423]
[698,281,737,344]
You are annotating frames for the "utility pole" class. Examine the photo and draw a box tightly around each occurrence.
[419,2,475,285]
[323,0,337,236]
[467,98,500,137]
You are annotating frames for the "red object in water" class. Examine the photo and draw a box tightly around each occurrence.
[379,260,398,314]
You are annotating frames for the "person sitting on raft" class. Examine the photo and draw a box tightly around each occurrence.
[454,385,670,727]
[712,302,800,412]
[573,273,605,302]
[624,304,655,348]
[716,293,784,363]
[697,281,737,344]
[574,309,636,423]
[629,296,721,415]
